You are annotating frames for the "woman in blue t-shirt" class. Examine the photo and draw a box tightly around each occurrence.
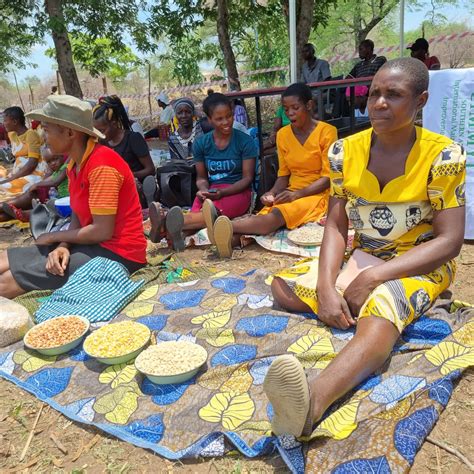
[149,93,256,250]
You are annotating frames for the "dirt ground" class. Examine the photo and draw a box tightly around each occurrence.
[0,225,473,473]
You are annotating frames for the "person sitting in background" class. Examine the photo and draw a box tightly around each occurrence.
[345,85,369,118]
[407,38,440,70]
[300,43,331,83]
[0,106,45,201]
[347,39,386,78]
[93,95,155,186]
[156,92,174,125]
[144,92,175,139]
[0,147,68,222]
[233,99,248,128]
[148,93,257,250]
[0,95,147,298]
[0,115,9,147]
[264,104,291,152]
[263,58,465,438]
[168,98,204,161]
[204,83,338,258]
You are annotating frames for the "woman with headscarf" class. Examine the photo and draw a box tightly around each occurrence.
[167,98,204,161]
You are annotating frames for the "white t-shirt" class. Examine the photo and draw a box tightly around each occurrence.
[160,105,175,125]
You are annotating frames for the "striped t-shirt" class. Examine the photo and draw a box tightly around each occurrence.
[67,139,147,263]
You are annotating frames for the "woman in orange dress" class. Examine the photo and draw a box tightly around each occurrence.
[0,107,45,201]
[202,82,337,257]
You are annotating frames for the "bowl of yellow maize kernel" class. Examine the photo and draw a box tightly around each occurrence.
[83,321,151,365]
[135,341,208,384]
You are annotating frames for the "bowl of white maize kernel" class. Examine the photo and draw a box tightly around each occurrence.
[134,341,208,384]
[83,321,151,365]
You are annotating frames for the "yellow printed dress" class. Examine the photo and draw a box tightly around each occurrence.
[259,121,338,229]
[275,127,466,332]
[0,129,45,200]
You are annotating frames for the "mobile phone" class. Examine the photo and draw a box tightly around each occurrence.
[208,189,217,193]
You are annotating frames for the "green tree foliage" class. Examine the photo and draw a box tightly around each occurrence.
[0,1,43,73]
[46,34,140,82]
[149,0,336,88]
[161,34,205,85]
[1,0,152,96]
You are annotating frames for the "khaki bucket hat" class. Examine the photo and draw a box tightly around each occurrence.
[26,94,105,139]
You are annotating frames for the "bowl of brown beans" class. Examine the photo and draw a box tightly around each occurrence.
[135,341,208,385]
[24,315,90,356]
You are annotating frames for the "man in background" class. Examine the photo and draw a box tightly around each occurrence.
[347,39,386,78]
[300,43,331,84]
[407,38,440,70]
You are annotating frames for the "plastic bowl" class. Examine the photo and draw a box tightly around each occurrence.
[83,327,151,365]
[24,315,90,356]
[54,196,72,217]
[134,342,207,385]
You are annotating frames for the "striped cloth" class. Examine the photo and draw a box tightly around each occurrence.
[35,257,145,323]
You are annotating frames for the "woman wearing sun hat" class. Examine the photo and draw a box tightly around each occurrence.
[0,95,147,298]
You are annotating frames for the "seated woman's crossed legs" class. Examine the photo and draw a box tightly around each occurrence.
[264,260,454,437]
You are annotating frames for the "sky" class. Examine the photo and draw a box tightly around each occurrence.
[12,2,472,83]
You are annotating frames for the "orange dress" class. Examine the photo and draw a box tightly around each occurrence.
[259,121,337,229]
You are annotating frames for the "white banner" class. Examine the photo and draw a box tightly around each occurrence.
[423,68,474,239]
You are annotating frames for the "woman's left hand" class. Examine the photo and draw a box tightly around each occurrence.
[202,189,221,201]
[343,268,379,318]
[35,232,60,246]
[274,190,299,205]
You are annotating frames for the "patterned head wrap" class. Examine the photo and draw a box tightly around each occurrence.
[173,98,195,114]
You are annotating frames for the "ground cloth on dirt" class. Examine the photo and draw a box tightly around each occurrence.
[1,269,473,473]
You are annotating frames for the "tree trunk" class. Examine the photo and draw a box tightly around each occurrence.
[45,0,83,98]
[280,0,316,77]
[216,0,241,91]
[354,1,362,50]
[296,0,315,74]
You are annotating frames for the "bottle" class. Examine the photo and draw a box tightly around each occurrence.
[48,187,58,200]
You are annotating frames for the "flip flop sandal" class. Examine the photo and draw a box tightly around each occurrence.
[143,175,159,208]
[202,199,219,245]
[148,202,166,243]
[213,215,233,258]
[45,198,58,215]
[263,354,311,437]
[166,206,185,251]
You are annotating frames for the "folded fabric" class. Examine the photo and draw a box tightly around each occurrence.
[35,257,145,323]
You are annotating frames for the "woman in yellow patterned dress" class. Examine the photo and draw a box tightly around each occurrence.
[263,58,466,438]
[0,107,44,200]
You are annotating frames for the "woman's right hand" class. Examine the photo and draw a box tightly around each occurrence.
[46,247,70,276]
[196,190,208,201]
[260,192,275,207]
[317,287,356,330]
